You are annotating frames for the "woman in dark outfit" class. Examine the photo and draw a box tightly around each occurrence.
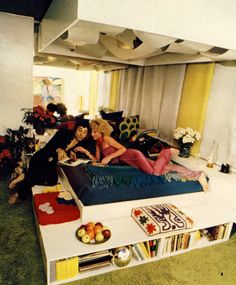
[8,119,95,204]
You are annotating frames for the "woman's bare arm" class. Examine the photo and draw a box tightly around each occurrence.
[101,136,126,165]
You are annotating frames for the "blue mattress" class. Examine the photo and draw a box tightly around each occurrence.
[61,164,203,206]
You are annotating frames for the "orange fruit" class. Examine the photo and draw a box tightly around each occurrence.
[93,225,102,235]
[86,228,95,240]
[86,221,95,228]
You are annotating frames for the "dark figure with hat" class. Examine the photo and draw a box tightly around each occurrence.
[8,118,95,204]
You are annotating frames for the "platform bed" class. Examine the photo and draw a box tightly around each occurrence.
[58,164,209,222]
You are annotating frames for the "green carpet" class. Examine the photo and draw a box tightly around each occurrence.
[0,179,236,285]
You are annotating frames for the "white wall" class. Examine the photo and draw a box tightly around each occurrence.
[33,66,91,116]
[0,13,34,133]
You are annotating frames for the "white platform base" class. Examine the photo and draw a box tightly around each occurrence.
[58,167,209,223]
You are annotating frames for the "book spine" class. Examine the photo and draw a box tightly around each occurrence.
[56,259,66,281]
[131,245,142,261]
[154,239,159,257]
[133,243,145,260]
[138,242,150,259]
[70,256,79,277]
[144,241,151,257]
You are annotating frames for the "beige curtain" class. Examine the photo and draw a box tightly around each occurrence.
[118,67,144,116]
[97,71,112,113]
[88,71,99,118]
[200,63,236,170]
[118,65,186,144]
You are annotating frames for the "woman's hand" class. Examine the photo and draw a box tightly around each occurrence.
[74,146,91,158]
[101,157,111,165]
[9,173,25,189]
[70,151,77,161]
[57,148,68,161]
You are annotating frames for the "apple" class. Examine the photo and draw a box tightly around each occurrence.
[77,228,86,238]
[95,222,103,227]
[95,232,104,242]
[94,225,102,235]
[81,234,91,244]
[102,229,111,239]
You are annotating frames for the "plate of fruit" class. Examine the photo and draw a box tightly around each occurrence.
[75,221,112,244]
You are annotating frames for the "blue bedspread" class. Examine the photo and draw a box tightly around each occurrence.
[61,164,203,206]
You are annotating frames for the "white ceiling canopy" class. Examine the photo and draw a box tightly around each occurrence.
[37,0,236,70]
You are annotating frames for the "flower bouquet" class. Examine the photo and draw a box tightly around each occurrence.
[173,127,201,157]
[22,105,57,134]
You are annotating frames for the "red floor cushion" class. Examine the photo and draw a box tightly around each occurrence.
[33,191,80,225]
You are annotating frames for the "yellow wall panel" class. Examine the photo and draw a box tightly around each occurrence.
[176,63,215,155]
[109,70,120,110]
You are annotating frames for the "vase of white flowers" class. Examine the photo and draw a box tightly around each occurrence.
[173,127,201,158]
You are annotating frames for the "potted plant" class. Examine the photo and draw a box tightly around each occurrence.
[173,127,201,158]
[22,105,57,135]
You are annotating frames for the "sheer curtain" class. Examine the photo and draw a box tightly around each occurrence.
[200,63,236,170]
[97,71,112,113]
[117,65,186,144]
[118,67,144,116]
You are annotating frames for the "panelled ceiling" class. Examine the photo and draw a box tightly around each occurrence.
[1,0,236,71]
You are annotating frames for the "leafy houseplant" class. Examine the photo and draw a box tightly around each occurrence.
[173,127,201,158]
[0,135,13,176]
[22,105,57,134]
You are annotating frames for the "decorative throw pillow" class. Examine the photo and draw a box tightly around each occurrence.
[101,111,123,120]
[131,204,193,236]
[118,115,140,141]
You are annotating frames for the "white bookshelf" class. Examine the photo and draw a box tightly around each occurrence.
[32,156,236,285]
[33,199,234,285]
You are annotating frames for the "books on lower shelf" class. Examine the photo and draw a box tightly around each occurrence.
[78,250,113,272]
[54,223,231,281]
[56,256,79,281]
[132,239,160,260]
[162,224,230,255]
[162,232,192,255]
[200,224,229,241]
[55,251,113,280]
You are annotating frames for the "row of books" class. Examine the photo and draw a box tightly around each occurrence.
[55,250,113,280]
[131,239,160,260]
[56,256,79,281]
[162,231,201,255]
[200,224,229,241]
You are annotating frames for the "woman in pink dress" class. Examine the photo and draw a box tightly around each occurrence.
[89,118,208,192]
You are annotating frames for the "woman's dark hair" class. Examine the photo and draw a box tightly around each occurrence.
[46,103,57,113]
[75,118,90,129]
[56,103,67,116]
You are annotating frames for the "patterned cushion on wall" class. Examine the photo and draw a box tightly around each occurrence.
[131,204,193,236]
[118,115,140,141]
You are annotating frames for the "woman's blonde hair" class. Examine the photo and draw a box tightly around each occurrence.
[90,118,113,136]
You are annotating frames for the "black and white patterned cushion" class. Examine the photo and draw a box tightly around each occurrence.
[131,204,193,236]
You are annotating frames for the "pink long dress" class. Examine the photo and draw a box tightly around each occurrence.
[101,146,202,181]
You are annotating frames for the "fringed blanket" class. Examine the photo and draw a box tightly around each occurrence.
[84,165,166,189]
[60,164,203,206]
